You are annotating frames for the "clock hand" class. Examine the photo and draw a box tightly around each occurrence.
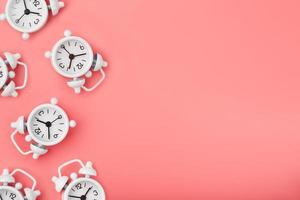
[68,195,81,199]
[35,117,47,125]
[74,53,87,57]
[51,115,62,123]
[23,0,28,10]
[62,46,71,55]
[29,11,41,16]
[84,186,93,196]
[47,126,51,140]
[15,14,25,23]
[0,194,3,200]
[68,59,73,70]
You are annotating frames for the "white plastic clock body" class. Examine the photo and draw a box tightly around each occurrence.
[0,168,40,200]
[0,52,28,97]
[10,98,76,159]
[45,30,108,94]
[52,159,105,200]
[0,0,64,40]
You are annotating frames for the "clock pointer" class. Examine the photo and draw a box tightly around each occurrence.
[51,115,62,123]
[74,53,87,58]
[61,46,71,55]
[67,59,73,70]
[68,195,81,199]
[84,186,93,196]
[47,126,51,140]
[0,194,3,200]
[15,13,25,23]
[29,11,41,16]
[35,117,47,125]
[23,0,28,10]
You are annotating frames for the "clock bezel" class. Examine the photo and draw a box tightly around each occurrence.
[27,103,70,146]
[64,177,106,200]
[0,185,24,200]
[0,63,8,89]
[5,0,49,33]
[51,36,94,78]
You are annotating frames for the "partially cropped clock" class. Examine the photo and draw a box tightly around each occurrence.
[0,0,64,40]
[10,98,76,159]
[0,52,28,97]
[45,30,108,94]
[52,159,105,200]
[0,168,40,200]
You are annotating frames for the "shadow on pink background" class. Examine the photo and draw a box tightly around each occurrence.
[1,0,300,199]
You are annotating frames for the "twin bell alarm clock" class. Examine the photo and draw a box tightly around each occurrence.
[0,0,64,40]
[52,159,105,200]
[10,98,76,159]
[45,30,108,94]
[0,52,28,97]
[0,168,40,200]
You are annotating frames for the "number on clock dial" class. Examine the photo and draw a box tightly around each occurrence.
[0,65,8,89]
[68,180,104,200]
[0,189,21,200]
[55,39,90,75]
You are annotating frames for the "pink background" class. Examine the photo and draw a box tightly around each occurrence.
[1,0,300,199]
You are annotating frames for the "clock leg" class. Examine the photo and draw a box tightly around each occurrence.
[22,32,30,40]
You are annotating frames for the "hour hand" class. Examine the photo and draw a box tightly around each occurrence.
[35,117,47,125]
[68,195,81,199]
[62,46,71,55]
[30,11,41,16]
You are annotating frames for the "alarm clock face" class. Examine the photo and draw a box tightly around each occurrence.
[51,36,93,78]
[27,103,70,146]
[0,64,8,89]
[0,186,24,200]
[64,178,105,200]
[5,0,49,33]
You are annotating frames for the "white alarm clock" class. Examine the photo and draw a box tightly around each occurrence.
[0,168,40,200]
[10,97,76,159]
[0,0,64,40]
[52,159,105,200]
[45,30,108,94]
[0,52,28,97]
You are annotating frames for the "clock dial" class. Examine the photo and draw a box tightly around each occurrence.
[66,179,105,200]
[0,187,23,200]
[0,64,8,89]
[27,104,69,146]
[52,37,93,78]
[6,0,48,33]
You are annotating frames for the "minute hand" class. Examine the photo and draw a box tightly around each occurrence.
[74,53,86,57]
[23,0,28,9]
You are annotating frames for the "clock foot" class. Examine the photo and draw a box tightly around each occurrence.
[0,13,6,21]
[22,33,30,40]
